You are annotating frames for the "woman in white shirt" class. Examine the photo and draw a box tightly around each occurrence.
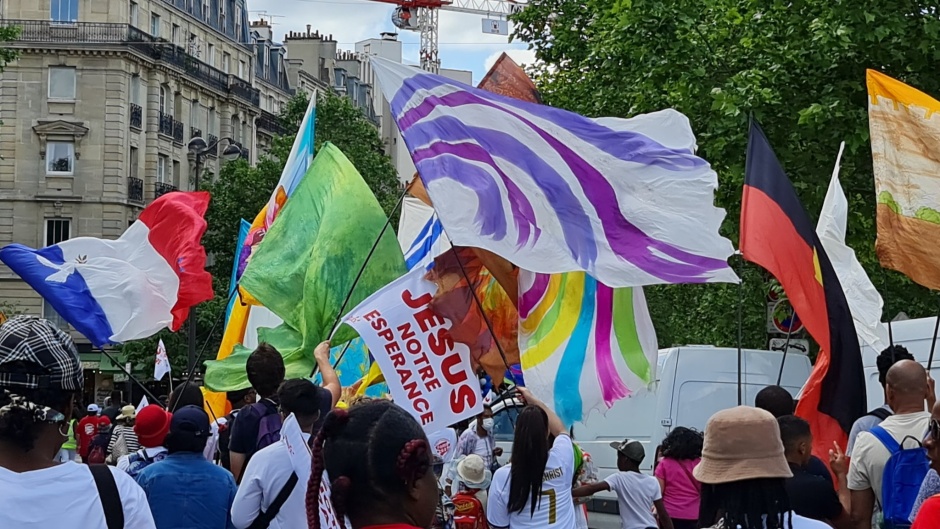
[487,388,576,529]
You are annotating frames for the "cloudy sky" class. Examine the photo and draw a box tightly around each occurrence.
[248,0,536,82]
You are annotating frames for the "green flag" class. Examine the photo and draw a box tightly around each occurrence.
[204,143,405,391]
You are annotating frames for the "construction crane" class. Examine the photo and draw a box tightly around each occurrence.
[369,0,528,73]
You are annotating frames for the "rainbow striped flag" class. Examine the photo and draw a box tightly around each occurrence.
[518,271,658,426]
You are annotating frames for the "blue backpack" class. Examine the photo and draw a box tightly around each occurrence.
[870,425,930,528]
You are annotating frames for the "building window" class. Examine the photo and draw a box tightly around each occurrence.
[220,0,226,29]
[202,0,209,21]
[50,0,78,23]
[235,5,242,39]
[231,114,239,141]
[129,146,139,179]
[222,52,230,74]
[150,13,160,38]
[43,218,71,329]
[159,85,168,114]
[173,160,181,188]
[207,44,215,67]
[171,24,180,46]
[157,154,167,183]
[189,33,199,57]
[48,67,76,100]
[130,74,141,106]
[208,107,216,136]
[190,99,200,129]
[238,60,245,79]
[129,1,138,26]
[46,142,74,175]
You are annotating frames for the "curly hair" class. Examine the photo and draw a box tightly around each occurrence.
[305,400,432,529]
[661,426,704,461]
[877,345,914,387]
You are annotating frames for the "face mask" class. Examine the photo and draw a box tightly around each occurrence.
[482,418,495,432]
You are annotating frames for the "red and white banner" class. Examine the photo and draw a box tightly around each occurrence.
[342,268,482,433]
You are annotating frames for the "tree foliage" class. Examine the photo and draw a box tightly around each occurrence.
[121,90,401,375]
[512,0,940,350]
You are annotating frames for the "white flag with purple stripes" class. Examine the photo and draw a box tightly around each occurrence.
[371,57,738,287]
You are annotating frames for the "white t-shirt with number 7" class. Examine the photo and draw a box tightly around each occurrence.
[487,434,577,529]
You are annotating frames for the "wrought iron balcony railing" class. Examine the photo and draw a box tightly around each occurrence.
[154,181,178,198]
[129,103,142,129]
[127,176,143,203]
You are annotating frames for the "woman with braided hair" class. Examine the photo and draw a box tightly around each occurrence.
[306,399,441,529]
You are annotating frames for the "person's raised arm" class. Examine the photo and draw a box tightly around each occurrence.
[517,387,565,437]
[314,341,341,408]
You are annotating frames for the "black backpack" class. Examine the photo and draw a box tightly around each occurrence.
[867,407,892,421]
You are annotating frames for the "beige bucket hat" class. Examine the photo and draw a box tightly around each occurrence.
[693,406,793,484]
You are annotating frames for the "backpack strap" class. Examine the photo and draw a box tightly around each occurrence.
[89,465,124,529]
[867,407,893,421]
[248,472,299,529]
[870,425,901,454]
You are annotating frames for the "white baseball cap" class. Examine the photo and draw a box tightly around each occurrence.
[87,403,100,413]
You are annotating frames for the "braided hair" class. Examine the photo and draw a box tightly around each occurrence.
[306,400,433,529]
[699,478,793,529]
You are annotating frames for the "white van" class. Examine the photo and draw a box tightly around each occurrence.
[490,346,812,529]
[859,316,940,411]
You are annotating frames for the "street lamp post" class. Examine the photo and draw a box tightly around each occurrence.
[185,135,243,375]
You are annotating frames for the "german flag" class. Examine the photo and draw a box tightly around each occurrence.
[741,120,865,459]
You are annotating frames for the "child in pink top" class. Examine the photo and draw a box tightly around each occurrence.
[654,427,704,529]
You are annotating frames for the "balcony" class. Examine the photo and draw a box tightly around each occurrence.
[206,134,219,156]
[190,127,202,140]
[127,177,143,204]
[129,104,142,129]
[154,181,178,198]
[2,20,261,107]
[257,110,286,136]
[158,112,184,143]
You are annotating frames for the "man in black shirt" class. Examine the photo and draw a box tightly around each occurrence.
[778,415,852,529]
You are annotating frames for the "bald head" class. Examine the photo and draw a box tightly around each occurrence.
[886,360,928,395]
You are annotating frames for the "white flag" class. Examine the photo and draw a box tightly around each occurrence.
[136,395,149,413]
[154,339,171,381]
[816,142,890,352]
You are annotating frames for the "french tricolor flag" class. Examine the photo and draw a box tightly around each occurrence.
[0,192,214,348]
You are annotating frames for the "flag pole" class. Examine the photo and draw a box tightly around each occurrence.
[775,307,795,386]
[928,295,940,370]
[312,184,412,378]
[98,348,163,406]
[736,253,745,406]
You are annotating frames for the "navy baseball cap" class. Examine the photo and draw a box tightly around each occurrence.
[170,405,210,438]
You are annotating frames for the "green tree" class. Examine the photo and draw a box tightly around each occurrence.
[120,90,401,375]
[512,0,940,350]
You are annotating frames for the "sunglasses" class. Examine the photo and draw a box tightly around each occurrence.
[929,419,940,441]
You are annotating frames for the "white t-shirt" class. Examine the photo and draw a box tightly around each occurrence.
[848,411,930,507]
[487,434,576,529]
[0,461,156,528]
[604,471,661,529]
[231,433,310,529]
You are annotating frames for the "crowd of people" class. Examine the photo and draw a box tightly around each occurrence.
[2,314,940,529]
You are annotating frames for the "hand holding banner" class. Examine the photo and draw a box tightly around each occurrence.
[342,268,483,432]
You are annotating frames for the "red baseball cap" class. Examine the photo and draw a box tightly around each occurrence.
[134,405,172,448]
[96,416,111,427]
